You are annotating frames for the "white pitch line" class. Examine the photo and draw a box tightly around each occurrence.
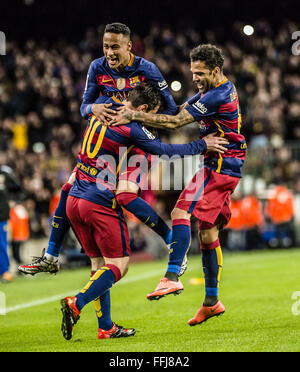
[4,269,164,314]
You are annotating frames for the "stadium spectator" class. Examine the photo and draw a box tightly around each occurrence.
[264,185,295,247]
[9,201,30,266]
[0,153,25,282]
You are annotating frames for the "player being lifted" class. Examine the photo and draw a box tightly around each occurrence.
[60,83,229,340]
[19,22,184,275]
[110,44,247,326]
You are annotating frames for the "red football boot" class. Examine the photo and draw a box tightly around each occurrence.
[98,323,136,339]
[60,296,81,340]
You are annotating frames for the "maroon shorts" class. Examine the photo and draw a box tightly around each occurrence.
[118,147,155,190]
[66,196,131,258]
[175,167,240,230]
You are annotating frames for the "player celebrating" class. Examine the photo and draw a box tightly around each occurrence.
[60,83,229,340]
[19,22,179,276]
[110,44,247,326]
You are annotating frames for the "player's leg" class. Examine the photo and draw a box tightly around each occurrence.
[89,257,114,333]
[116,180,172,246]
[146,207,191,300]
[146,167,216,301]
[199,226,223,306]
[18,171,76,275]
[75,256,128,311]
[46,173,76,260]
[188,225,225,325]
[63,256,135,340]
[61,199,135,339]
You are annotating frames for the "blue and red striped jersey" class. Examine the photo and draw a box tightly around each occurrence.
[186,78,246,178]
[80,53,178,118]
[71,97,207,209]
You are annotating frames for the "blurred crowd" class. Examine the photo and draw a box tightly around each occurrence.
[0,19,299,256]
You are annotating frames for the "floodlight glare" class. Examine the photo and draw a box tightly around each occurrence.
[171,81,182,92]
[243,25,254,36]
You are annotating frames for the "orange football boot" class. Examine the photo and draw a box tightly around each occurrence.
[188,300,225,326]
[146,277,184,300]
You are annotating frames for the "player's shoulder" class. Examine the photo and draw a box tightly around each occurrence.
[202,79,234,105]
[89,56,107,70]
[129,121,158,139]
[212,79,235,102]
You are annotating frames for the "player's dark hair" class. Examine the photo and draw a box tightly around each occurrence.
[128,83,163,112]
[190,44,224,72]
[104,23,131,39]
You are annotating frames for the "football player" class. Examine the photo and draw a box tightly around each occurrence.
[110,44,247,326]
[60,82,229,339]
[19,22,179,275]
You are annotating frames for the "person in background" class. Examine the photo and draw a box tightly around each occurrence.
[0,152,26,282]
[9,201,30,267]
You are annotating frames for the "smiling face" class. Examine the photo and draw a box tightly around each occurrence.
[190,60,220,94]
[103,32,132,71]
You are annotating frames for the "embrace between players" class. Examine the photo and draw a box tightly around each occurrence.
[19,23,246,340]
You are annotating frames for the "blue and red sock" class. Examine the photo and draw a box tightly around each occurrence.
[75,264,121,312]
[90,270,113,331]
[166,219,191,277]
[47,183,72,258]
[200,239,223,304]
[116,192,172,245]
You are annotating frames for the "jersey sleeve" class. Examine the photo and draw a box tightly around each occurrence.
[80,60,100,119]
[144,62,178,115]
[130,123,207,157]
[185,91,220,121]
[186,92,201,106]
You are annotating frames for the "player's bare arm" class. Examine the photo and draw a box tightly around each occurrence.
[110,106,194,130]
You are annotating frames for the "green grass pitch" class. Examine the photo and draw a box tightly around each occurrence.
[0,248,300,352]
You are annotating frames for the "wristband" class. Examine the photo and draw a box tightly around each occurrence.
[86,104,93,115]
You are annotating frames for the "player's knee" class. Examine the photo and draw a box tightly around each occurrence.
[90,257,105,272]
[119,261,130,278]
[199,227,219,244]
[122,265,129,278]
[104,257,130,280]
[171,207,190,221]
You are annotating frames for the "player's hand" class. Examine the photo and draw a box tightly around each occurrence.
[203,132,229,153]
[91,103,116,125]
[108,107,133,126]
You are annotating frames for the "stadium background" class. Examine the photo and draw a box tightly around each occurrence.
[0,0,300,273]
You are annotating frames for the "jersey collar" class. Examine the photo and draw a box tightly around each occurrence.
[215,76,228,88]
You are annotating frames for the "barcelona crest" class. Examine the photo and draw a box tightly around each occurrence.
[129,76,141,88]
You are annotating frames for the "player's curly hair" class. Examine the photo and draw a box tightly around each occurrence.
[190,44,224,72]
[128,83,163,112]
[104,23,131,38]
